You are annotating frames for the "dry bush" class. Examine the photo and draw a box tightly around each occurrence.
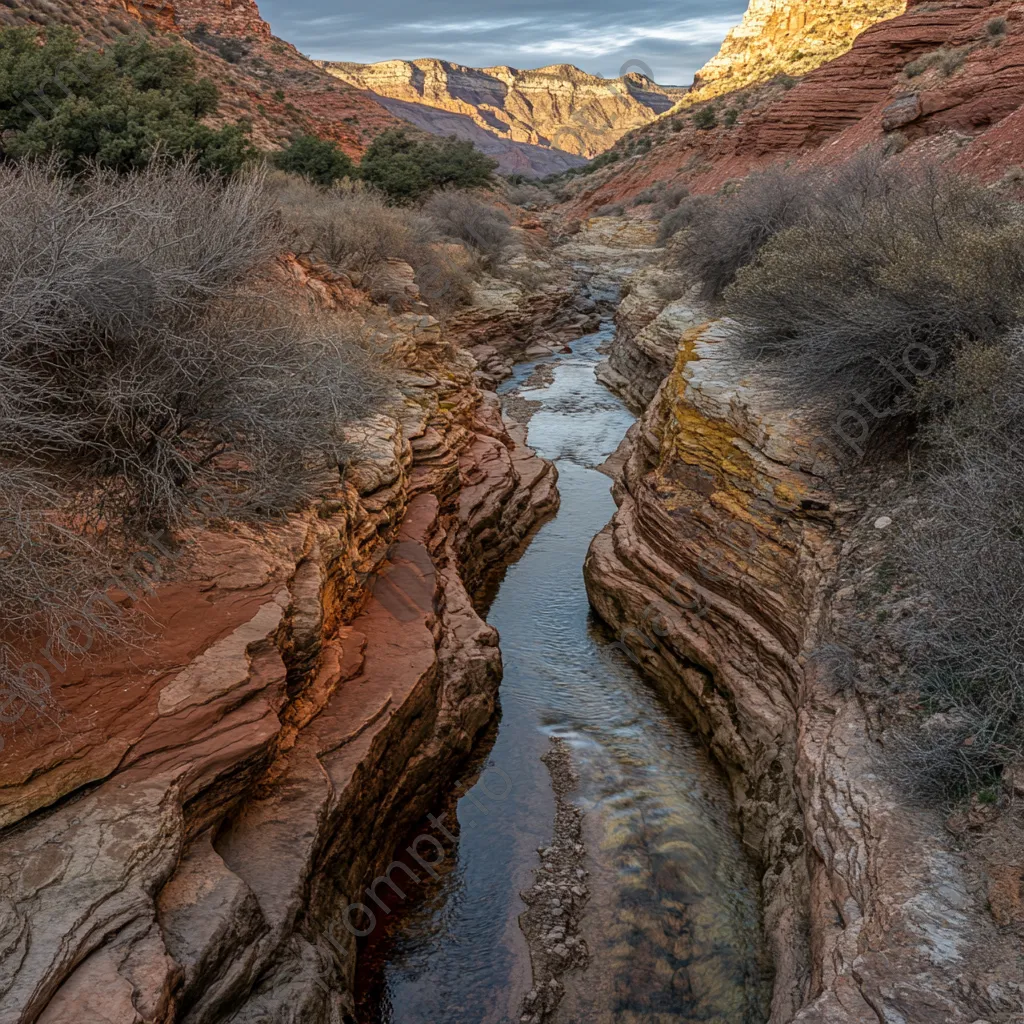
[277,176,416,276]
[422,189,514,265]
[657,194,715,244]
[275,175,476,317]
[652,184,690,219]
[504,180,554,210]
[724,154,1024,421]
[890,338,1024,800]
[0,160,390,534]
[670,166,814,299]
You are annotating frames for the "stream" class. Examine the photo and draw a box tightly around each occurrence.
[356,318,767,1023]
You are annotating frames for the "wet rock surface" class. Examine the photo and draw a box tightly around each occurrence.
[517,739,590,1023]
[583,241,1024,1022]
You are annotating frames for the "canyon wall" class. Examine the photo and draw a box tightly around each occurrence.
[584,257,1024,1022]
[0,258,577,1023]
[690,0,906,101]
[322,59,687,163]
[565,0,1024,216]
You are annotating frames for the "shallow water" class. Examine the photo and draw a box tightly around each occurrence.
[356,325,766,1024]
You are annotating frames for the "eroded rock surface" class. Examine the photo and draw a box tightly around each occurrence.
[584,279,1024,1021]
[0,266,558,1022]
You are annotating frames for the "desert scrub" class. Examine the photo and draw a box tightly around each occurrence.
[274,133,355,186]
[274,175,475,316]
[668,166,815,297]
[891,338,1024,801]
[423,189,514,266]
[904,45,971,78]
[0,161,389,715]
[723,154,1024,422]
[0,161,389,534]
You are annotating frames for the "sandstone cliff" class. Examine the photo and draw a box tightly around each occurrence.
[584,250,1024,1023]
[689,0,906,102]
[0,253,577,1021]
[321,59,687,168]
[563,0,1024,215]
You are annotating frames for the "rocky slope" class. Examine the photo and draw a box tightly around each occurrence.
[688,0,906,102]
[583,243,1024,1023]
[0,0,403,157]
[562,0,1024,215]
[321,59,687,171]
[0,252,584,1022]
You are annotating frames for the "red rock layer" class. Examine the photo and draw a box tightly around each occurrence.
[565,0,1024,216]
[0,261,560,1022]
[170,0,270,38]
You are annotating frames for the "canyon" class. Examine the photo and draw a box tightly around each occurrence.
[320,60,687,173]
[3,0,1024,1022]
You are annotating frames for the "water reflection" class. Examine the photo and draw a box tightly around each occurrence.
[357,326,767,1023]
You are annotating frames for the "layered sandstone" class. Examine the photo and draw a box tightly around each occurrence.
[689,0,906,102]
[565,0,1024,216]
[0,259,559,1022]
[584,258,1024,1021]
[321,59,687,163]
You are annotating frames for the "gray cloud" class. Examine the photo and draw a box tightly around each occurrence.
[257,0,747,85]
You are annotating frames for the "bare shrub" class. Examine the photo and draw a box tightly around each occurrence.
[277,176,415,276]
[724,155,1024,421]
[657,194,714,244]
[422,189,514,265]
[891,337,1024,800]
[652,184,690,219]
[669,166,814,298]
[0,160,390,535]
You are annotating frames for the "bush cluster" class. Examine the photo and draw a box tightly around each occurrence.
[892,337,1024,801]
[673,152,1024,803]
[0,27,253,174]
[0,160,390,709]
[724,155,1024,420]
[0,161,388,532]
[274,176,481,317]
[359,128,497,202]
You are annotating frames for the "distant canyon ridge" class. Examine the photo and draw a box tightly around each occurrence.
[317,60,687,175]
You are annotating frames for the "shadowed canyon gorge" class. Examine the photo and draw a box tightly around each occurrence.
[3,0,1024,1022]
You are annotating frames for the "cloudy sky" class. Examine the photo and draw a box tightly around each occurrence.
[257,0,747,85]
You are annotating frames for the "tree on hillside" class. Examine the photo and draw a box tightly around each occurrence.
[0,27,253,174]
[274,133,354,186]
[359,128,497,202]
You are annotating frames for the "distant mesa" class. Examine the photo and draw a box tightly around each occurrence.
[316,58,688,176]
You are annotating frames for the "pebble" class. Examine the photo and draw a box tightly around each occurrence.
[874,516,893,530]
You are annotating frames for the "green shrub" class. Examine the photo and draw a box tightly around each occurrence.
[274,133,354,186]
[359,128,497,202]
[692,107,717,130]
[0,27,254,174]
[723,108,739,127]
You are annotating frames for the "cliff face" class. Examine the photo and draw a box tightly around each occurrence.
[565,0,1024,215]
[690,0,906,101]
[0,257,571,1022]
[322,59,687,162]
[583,251,1024,1023]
